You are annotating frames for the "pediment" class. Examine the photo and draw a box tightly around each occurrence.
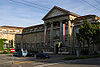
[42,6,80,20]
[42,6,69,20]
[47,8,66,18]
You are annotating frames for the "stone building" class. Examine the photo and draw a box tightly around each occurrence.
[15,6,100,53]
[0,26,23,48]
[15,24,44,51]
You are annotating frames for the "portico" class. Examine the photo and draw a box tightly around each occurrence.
[42,6,80,53]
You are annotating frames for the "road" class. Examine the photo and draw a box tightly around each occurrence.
[0,54,100,67]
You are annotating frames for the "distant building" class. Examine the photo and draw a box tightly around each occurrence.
[15,6,100,53]
[0,26,23,49]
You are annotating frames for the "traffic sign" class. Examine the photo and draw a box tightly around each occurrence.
[10,48,15,53]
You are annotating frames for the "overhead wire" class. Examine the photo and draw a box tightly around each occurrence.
[82,0,100,11]
[9,0,49,11]
[94,0,100,5]
[22,0,50,9]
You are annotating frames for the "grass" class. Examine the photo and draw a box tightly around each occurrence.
[63,55,100,60]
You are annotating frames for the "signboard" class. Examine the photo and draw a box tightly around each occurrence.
[10,48,15,53]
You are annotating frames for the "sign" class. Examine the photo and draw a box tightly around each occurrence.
[10,48,15,53]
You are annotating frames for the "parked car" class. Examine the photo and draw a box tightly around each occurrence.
[36,53,50,59]
[13,52,18,56]
[13,51,22,57]
[26,52,34,57]
[13,50,28,57]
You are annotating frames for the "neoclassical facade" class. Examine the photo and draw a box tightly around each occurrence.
[15,6,100,53]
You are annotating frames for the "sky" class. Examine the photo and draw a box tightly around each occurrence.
[0,0,100,27]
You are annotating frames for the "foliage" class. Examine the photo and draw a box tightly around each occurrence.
[93,23,100,44]
[0,51,12,54]
[76,20,100,54]
[0,39,11,53]
[0,39,7,50]
[63,55,100,60]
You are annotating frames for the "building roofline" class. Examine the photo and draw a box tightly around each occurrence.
[24,24,44,29]
[42,6,80,20]
[73,15,100,24]
[0,26,24,29]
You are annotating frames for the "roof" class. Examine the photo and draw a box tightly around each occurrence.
[73,15,100,24]
[42,6,80,20]
[24,24,44,29]
[74,15,100,21]
[0,26,24,29]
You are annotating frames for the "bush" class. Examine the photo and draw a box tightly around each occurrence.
[0,51,12,54]
[63,55,100,60]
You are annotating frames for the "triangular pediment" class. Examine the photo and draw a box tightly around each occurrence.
[42,6,80,20]
[47,8,66,18]
[42,6,69,20]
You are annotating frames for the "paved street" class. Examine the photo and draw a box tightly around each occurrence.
[0,54,100,67]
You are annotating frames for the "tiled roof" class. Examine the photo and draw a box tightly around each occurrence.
[1,26,24,29]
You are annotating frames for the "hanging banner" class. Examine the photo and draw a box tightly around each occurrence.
[63,24,66,46]
[44,26,47,45]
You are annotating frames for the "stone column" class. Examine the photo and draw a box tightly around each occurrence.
[44,23,47,45]
[60,21,63,43]
[50,22,53,46]
[68,20,71,46]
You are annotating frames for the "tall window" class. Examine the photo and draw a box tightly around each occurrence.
[56,29,60,37]
[66,29,68,35]
[9,40,13,48]
[66,40,68,47]
[3,44,8,49]
[47,31,50,38]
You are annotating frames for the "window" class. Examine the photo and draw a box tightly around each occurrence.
[76,28,80,33]
[2,29,6,31]
[88,18,92,21]
[16,30,19,32]
[9,29,13,32]
[80,20,83,22]
[66,29,68,35]
[56,29,60,37]
[65,40,68,47]
[47,31,50,38]
[3,44,8,49]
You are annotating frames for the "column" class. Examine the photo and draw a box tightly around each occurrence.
[60,21,63,43]
[44,23,47,45]
[68,20,71,46]
[50,23,53,46]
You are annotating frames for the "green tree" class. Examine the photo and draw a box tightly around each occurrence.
[0,39,7,50]
[76,20,100,55]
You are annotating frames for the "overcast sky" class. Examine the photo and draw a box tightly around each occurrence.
[0,0,100,27]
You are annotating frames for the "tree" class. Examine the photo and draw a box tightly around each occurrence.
[0,39,7,50]
[76,20,99,55]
